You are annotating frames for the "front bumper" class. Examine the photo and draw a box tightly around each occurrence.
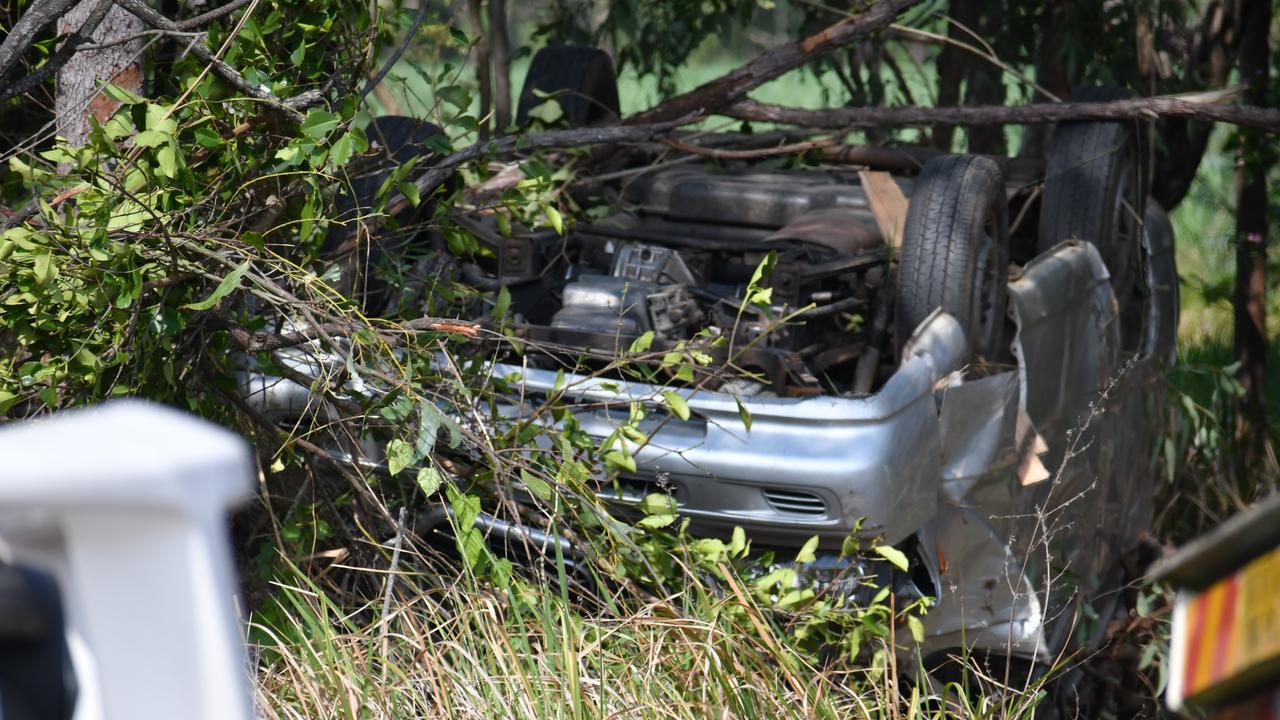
[490,311,968,548]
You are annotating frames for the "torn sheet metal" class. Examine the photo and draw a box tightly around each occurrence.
[921,504,1047,659]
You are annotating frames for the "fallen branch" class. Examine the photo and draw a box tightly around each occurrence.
[224,316,480,353]
[660,136,837,159]
[627,0,921,125]
[724,93,1280,134]
[382,118,698,221]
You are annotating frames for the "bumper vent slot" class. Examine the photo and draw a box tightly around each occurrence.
[599,474,679,505]
[763,489,827,516]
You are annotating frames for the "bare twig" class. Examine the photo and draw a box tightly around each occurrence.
[724,93,1280,134]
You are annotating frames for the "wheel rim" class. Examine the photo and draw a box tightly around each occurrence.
[1107,152,1141,292]
[970,208,1003,355]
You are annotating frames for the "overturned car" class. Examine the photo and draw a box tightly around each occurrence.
[244,48,1179,666]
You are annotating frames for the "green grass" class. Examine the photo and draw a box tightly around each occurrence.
[251,548,1053,720]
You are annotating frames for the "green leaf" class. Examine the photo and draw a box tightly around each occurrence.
[637,513,675,529]
[416,466,444,496]
[0,391,18,415]
[300,110,340,139]
[385,438,412,476]
[641,493,677,515]
[907,615,925,644]
[183,261,249,310]
[133,130,169,148]
[604,450,636,473]
[873,544,909,571]
[544,205,564,235]
[795,535,820,564]
[777,588,814,609]
[32,253,54,286]
[519,468,552,500]
[629,331,655,354]
[329,132,355,166]
[840,535,861,558]
[398,181,420,208]
[491,286,511,321]
[735,398,753,432]
[103,83,144,105]
[748,251,777,287]
[156,144,178,178]
[729,526,748,558]
[661,391,690,421]
[436,85,471,111]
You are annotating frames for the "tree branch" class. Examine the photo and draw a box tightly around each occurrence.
[0,0,114,102]
[626,0,922,125]
[724,94,1280,134]
[0,0,82,81]
[174,0,254,30]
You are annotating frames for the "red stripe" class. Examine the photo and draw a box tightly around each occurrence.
[1185,590,1209,694]
[1212,575,1240,684]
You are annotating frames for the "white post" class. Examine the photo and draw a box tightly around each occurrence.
[0,400,255,720]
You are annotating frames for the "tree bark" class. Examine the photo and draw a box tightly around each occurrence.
[1232,0,1270,465]
[55,0,143,148]
[626,0,921,125]
[723,95,1280,133]
[489,0,512,133]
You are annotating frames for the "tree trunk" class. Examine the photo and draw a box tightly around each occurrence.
[931,0,975,150]
[489,0,512,133]
[1151,0,1242,209]
[963,1,1005,155]
[55,1,143,148]
[466,0,491,141]
[1233,0,1270,466]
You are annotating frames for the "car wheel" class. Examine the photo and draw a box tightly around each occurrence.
[516,46,620,128]
[895,154,1010,361]
[324,116,448,315]
[1039,86,1146,304]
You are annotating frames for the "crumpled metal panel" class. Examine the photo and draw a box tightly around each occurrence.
[921,504,1047,659]
[1007,242,1120,585]
[924,239,1172,659]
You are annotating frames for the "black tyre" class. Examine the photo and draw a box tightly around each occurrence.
[325,116,448,314]
[516,46,620,128]
[1039,86,1146,300]
[895,155,1010,360]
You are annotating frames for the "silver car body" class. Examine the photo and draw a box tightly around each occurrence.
[242,207,1178,661]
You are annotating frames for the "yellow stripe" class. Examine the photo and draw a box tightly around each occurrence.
[1194,582,1228,691]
